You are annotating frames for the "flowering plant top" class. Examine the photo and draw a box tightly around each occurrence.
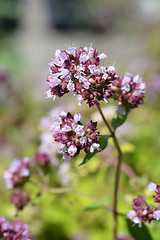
[127,182,160,227]
[45,45,146,109]
[1,45,150,240]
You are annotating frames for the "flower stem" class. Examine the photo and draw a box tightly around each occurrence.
[112,135,123,240]
[96,104,123,240]
[96,104,113,135]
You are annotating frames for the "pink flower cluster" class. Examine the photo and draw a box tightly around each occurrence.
[11,189,30,211]
[127,196,157,227]
[51,111,100,161]
[112,73,146,108]
[0,217,35,240]
[46,45,115,107]
[46,45,146,108]
[32,152,51,167]
[3,153,51,211]
[127,182,160,227]
[3,158,30,189]
[148,182,160,204]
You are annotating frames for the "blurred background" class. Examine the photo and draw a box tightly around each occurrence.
[0,0,160,239]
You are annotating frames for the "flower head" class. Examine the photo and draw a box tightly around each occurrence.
[4,158,30,189]
[127,195,159,226]
[112,73,146,108]
[32,152,51,167]
[51,112,100,160]
[147,182,160,203]
[0,217,35,240]
[46,45,146,109]
[11,189,30,210]
[46,46,119,107]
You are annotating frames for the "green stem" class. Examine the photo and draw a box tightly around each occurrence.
[112,135,123,240]
[96,104,114,135]
[96,104,123,240]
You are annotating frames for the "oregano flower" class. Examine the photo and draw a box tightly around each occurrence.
[51,111,100,160]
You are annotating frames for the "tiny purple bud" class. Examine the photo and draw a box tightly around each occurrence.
[11,189,30,210]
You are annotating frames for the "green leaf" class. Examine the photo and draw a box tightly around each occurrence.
[126,219,153,240]
[111,108,130,129]
[83,202,102,210]
[32,192,43,206]
[79,137,108,166]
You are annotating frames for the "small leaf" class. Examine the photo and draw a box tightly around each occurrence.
[83,202,102,210]
[126,219,153,240]
[79,137,108,166]
[32,192,43,206]
[111,108,130,129]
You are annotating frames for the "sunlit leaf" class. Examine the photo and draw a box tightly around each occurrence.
[32,192,43,206]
